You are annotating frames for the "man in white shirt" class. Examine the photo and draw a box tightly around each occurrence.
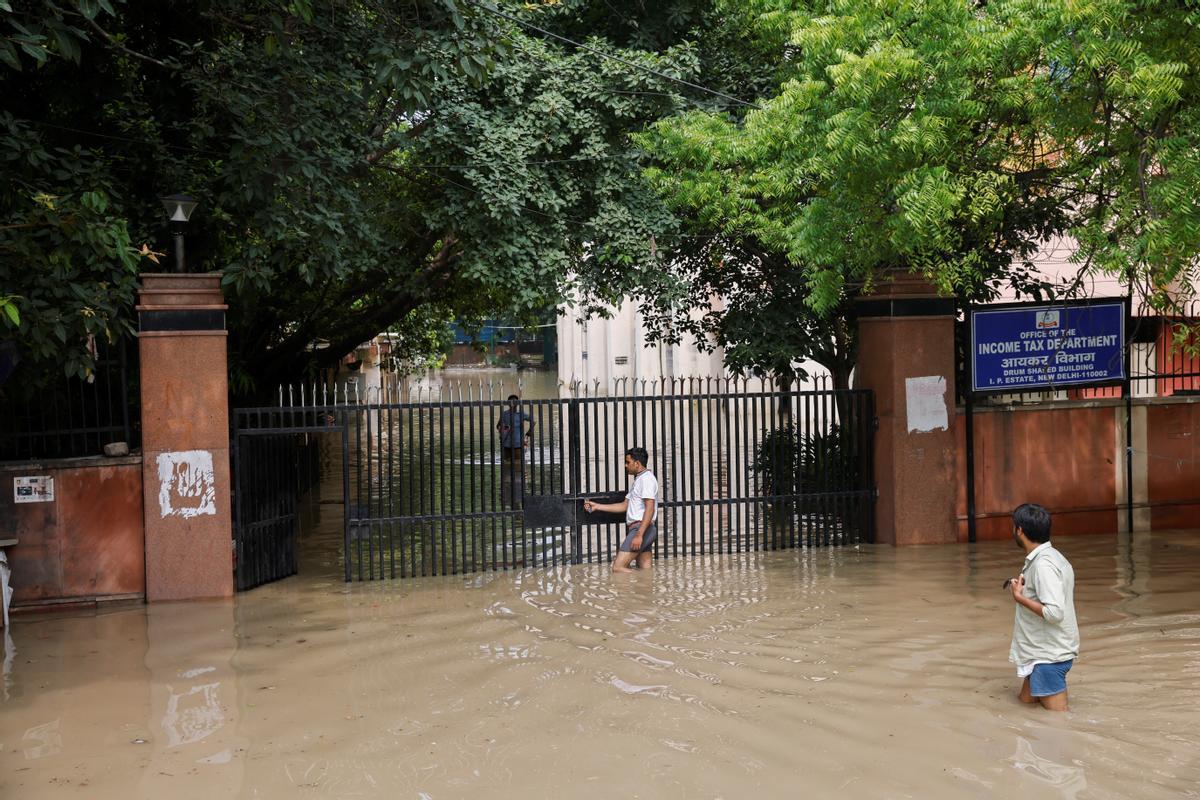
[1005,503,1079,712]
[583,446,659,573]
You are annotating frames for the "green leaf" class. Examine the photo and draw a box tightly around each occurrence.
[0,40,21,71]
[52,27,81,63]
[17,41,48,65]
[2,303,19,327]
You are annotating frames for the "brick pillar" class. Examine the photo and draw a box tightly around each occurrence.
[138,273,233,600]
[856,273,957,545]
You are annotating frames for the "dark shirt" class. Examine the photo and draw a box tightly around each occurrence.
[498,409,533,448]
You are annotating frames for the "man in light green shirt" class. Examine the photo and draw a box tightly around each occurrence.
[1005,503,1079,712]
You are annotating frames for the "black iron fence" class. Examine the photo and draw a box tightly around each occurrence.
[233,379,876,584]
[0,339,139,462]
[231,431,322,591]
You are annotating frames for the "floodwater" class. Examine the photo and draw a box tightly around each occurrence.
[2,521,1199,799]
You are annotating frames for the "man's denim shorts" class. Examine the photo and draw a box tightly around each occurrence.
[1030,659,1073,697]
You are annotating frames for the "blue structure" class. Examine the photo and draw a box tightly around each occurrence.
[970,300,1126,393]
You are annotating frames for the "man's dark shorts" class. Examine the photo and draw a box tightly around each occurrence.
[619,523,658,553]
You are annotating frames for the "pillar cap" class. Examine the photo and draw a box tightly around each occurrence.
[857,271,955,317]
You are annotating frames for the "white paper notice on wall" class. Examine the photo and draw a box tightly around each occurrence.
[905,376,948,433]
[14,475,54,503]
[157,450,217,519]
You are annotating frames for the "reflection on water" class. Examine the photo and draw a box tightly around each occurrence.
[3,524,1200,798]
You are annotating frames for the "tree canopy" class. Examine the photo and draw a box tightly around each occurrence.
[6,0,1200,398]
[642,0,1200,318]
[1,0,711,395]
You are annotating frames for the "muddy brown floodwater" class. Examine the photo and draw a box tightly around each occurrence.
[2,517,1199,799]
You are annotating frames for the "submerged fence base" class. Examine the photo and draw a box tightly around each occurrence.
[233,380,876,584]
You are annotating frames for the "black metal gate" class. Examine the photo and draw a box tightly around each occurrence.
[232,380,876,587]
[231,406,326,591]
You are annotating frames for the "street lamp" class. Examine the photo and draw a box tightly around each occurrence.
[159,193,198,273]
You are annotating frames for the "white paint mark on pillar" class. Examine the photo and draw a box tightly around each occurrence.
[905,376,949,433]
[157,450,217,519]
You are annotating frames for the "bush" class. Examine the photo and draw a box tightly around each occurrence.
[751,424,859,497]
[750,423,861,528]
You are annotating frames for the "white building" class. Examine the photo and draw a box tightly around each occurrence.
[556,297,825,395]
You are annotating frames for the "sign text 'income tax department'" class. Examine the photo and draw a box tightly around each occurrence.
[970,301,1126,393]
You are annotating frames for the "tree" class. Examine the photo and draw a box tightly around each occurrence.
[0,113,150,379]
[626,4,864,388]
[638,232,858,391]
[1,0,709,397]
[641,0,1200,327]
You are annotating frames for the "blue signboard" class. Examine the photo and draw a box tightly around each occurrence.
[970,301,1126,393]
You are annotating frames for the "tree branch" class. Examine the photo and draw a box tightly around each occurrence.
[70,8,177,70]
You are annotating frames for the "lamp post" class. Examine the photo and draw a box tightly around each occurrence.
[159,194,198,273]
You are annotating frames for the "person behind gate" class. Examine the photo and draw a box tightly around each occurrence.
[1004,503,1079,712]
[497,394,533,508]
[583,447,659,573]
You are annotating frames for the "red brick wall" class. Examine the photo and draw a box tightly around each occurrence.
[955,398,1200,539]
[1,457,145,607]
[955,403,1119,541]
[1146,401,1200,528]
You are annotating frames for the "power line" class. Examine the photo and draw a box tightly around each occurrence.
[465,1,760,110]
